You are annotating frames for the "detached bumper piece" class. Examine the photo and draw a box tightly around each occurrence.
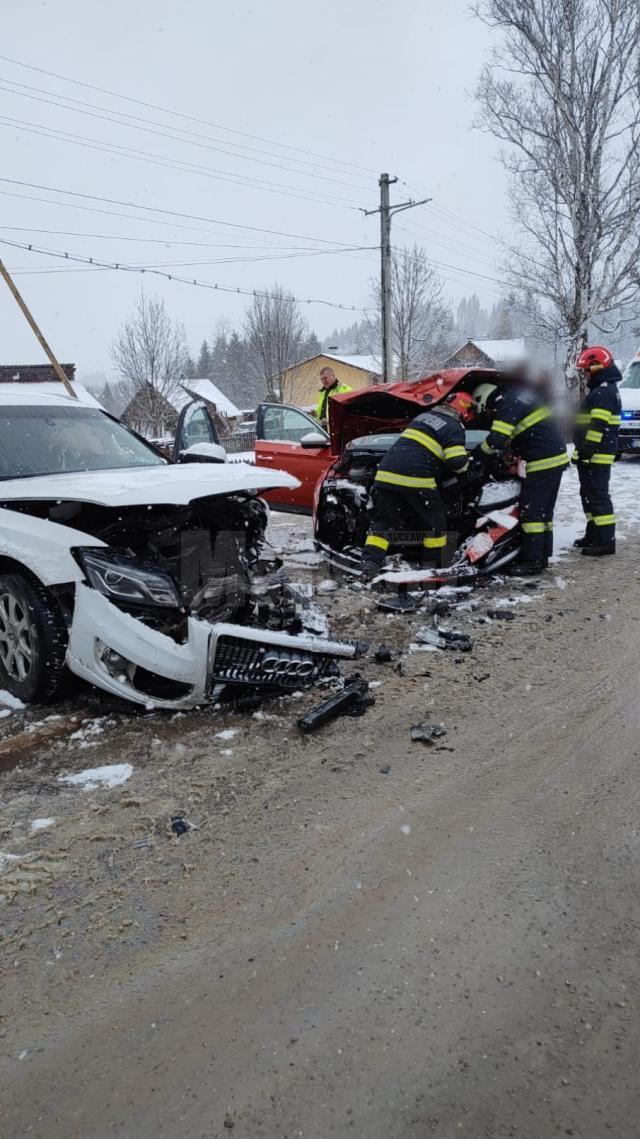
[209,622,361,692]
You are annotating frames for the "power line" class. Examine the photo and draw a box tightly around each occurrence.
[6,243,375,272]
[0,53,379,178]
[0,77,374,192]
[0,115,367,211]
[0,236,374,313]
[0,177,366,246]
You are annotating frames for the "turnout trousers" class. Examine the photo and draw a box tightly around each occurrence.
[364,486,448,565]
[577,462,615,546]
[519,468,564,564]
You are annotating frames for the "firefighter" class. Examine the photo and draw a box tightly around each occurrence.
[573,345,621,556]
[473,378,569,575]
[361,390,475,577]
[314,366,352,429]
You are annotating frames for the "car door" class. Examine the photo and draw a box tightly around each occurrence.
[255,403,334,512]
[173,401,219,460]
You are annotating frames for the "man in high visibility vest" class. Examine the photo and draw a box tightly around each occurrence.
[473,379,569,575]
[361,390,475,577]
[314,366,352,428]
[573,345,621,556]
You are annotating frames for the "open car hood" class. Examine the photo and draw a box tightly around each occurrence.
[328,368,509,453]
[0,461,300,507]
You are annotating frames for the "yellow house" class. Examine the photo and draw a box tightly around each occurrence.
[280,353,381,409]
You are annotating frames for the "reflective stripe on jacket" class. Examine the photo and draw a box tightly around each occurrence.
[573,366,621,463]
[481,384,568,473]
[374,407,469,492]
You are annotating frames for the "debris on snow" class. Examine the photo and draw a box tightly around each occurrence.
[58,764,133,791]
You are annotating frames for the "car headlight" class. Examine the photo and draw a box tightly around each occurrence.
[73,548,182,608]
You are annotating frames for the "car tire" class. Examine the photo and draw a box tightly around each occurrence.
[0,572,68,704]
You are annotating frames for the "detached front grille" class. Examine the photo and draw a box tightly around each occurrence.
[211,634,337,689]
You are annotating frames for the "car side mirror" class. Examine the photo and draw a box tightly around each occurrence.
[178,442,227,464]
[300,431,329,448]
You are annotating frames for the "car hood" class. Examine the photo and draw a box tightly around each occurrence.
[328,367,508,453]
[0,461,300,507]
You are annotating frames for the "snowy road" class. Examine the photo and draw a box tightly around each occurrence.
[1,459,639,1139]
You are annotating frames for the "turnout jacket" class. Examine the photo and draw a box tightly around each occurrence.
[481,385,568,474]
[573,365,622,465]
[375,406,469,491]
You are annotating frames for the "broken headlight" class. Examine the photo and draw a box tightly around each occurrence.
[74,548,182,608]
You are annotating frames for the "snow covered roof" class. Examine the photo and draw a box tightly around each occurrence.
[181,378,240,417]
[0,381,104,408]
[282,352,382,376]
[322,353,382,374]
[468,339,526,365]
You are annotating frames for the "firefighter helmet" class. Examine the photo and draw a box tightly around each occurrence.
[471,382,498,414]
[445,390,476,422]
[576,345,614,372]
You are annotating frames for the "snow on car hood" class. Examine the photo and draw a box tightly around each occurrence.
[0,462,300,507]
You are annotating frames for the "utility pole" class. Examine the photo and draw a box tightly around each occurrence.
[0,259,78,398]
[365,176,432,384]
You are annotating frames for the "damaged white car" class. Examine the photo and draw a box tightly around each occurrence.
[0,388,360,710]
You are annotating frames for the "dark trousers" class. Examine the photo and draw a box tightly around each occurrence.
[364,486,447,565]
[577,462,615,545]
[520,468,564,564]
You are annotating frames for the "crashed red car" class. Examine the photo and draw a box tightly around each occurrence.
[255,368,524,580]
[255,368,508,512]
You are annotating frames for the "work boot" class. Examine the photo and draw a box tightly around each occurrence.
[581,543,615,557]
[573,534,594,548]
[505,560,546,577]
[361,558,383,581]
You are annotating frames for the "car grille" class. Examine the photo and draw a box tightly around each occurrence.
[211,634,337,689]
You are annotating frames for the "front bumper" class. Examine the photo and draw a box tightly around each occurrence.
[66,583,358,710]
[618,426,640,452]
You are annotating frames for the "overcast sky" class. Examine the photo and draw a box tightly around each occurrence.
[1,0,508,380]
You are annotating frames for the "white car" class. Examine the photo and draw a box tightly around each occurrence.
[0,387,359,710]
[619,351,640,454]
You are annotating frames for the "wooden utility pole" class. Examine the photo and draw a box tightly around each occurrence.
[0,259,78,398]
[364,176,431,384]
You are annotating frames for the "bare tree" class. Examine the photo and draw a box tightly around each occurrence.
[473,0,640,387]
[371,246,455,379]
[109,294,190,433]
[243,285,313,401]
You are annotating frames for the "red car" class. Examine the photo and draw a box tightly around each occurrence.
[255,367,506,515]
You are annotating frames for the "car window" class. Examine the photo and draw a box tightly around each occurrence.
[180,406,216,450]
[262,406,326,444]
[621,361,640,389]
[0,406,167,480]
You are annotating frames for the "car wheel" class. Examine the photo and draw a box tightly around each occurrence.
[0,572,68,704]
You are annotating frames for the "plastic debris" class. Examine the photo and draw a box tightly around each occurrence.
[487,609,516,621]
[298,676,374,733]
[170,815,194,836]
[374,644,393,663]
[415,626,473,653]
[410,723,447,745]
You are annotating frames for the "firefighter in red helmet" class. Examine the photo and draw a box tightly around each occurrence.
[361,389,475,577]
[573,346,621,556]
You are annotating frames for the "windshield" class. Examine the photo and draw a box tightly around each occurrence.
[621,361,640,389]
[0,406,167,481]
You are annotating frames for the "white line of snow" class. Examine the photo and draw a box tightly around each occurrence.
[58,764,133,790]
